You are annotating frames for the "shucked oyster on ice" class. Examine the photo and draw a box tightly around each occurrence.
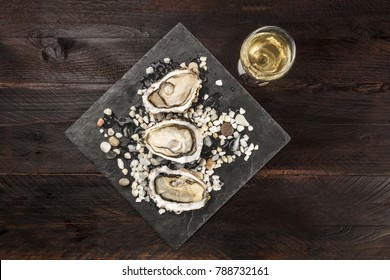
[148,166,210,212]
[142,63,202,114]
[143,119,203,164]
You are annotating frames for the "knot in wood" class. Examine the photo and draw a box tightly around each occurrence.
[41,37,67,63]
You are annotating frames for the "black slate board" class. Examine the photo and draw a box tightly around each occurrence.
[65,23,290,249]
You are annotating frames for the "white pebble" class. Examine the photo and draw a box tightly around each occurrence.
[99,129,104,134]
[220,139,225,145]
[221,156,228,163]
[229,111,235,118]
[200,56,207,62]
[143,116,149,123]
[129,111,135,118]
[244,155,250,161]
[124,152,131,159]
[206,169,214,176]
[248,143,254,151]
[115,132,123,138]
[163,57,171,63]
[158,208,166,215]
[131,134,139,141]
[122,168,128,175]
[140,158,150,166]
[146,66,154,74]
[204,94,209,100]
[233,131,239,138]
[209,126,218,133]
[254,144,259,150]
[119,178,130,186]
[215,80,223,86]
[136,144,141,150]
[130,159,139,167]
[199,61,206,68]
[117,158,124,169]
[240,139,248,147]
[235,114,250,126]
[100,142,111,153]
[224,115,231,122]
[107,128,115,136]
[137,89,143,96]
[237,125,245,132]
[132,189,139,197]
[180,62,186,68]
[128,144,137,152]
[239,108,246,114]
[248,125,253,131]
[211,154,219,161]
[104,108,112,116]
[213,120,220,126]
[113,148,120,155]
[243,134,249,141]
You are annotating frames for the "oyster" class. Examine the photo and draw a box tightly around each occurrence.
[142,63,202,113]
[143,119,203,163]
[148,166,210,212]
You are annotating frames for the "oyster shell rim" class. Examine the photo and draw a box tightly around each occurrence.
[143,119,203,164]
[148,166,210,212]
[142,67,202,114]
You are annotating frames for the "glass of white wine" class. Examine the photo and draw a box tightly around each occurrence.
[238,26,296,87]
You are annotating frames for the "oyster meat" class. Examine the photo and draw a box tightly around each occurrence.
[148,166,210,212]
[143,119,203,163]
[142,63,202,113]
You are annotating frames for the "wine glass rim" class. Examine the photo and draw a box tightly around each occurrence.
[240,25,296,81]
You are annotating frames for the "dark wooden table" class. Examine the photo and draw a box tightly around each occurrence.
[0,0,389,259]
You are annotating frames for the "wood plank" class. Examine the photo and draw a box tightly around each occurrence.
[0,37,389,87]
[0,174,389,259]
[0,0,389,40]
[0,123,389,175]
[1,86,389,126]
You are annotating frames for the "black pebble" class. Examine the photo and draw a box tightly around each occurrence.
[106,151,117,159]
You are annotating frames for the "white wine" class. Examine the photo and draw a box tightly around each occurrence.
[239,28,295,83]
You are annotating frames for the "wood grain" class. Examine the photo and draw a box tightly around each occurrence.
[0,0,389,259]
[1,86,389,126]
[0,174,389,259]
[0,123,389,175]
[0,37,389,88]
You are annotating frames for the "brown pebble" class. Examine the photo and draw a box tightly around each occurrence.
[221,122,234,136]
[97,118,104,127]
[108,136,120,147]
[206,158,216,170]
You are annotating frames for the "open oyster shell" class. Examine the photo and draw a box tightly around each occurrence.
[148,166,210,212]
[142,63,202,114]
[143,119,203,163]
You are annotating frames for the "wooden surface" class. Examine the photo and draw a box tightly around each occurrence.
[0,0,389,259]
